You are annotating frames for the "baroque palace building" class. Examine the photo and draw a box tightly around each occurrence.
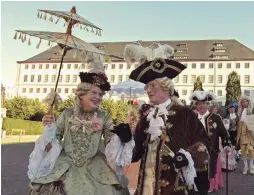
[16,39,254,104]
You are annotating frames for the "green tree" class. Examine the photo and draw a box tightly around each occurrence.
[193,76,204,91]
[57,95,75,115]
[225,71,241,106]
[5,96,34,119]
[55,96,133,124]
[100,99,133,124]
[29,98,48,121]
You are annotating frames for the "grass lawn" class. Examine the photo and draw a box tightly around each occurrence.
[1,135,40,144]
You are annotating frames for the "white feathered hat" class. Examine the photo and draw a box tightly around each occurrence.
[190,90,216,103]
[123,42,186,84]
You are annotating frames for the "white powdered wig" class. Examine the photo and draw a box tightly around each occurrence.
[124,42,175,65]
[240,95,251,102]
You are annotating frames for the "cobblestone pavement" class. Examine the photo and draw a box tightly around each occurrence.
[1,143,254,195]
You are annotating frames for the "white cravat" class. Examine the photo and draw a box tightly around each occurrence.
[229,113,236,120]
[146,98,171,141]
[241,108,247,122]
[198,110,210,129]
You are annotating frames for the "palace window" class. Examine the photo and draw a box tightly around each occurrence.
[182,75,188,83]
[200,63,205,69]
[73,75,77,83]
[209,75,214,83]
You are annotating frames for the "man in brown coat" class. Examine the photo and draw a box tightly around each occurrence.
[123,43,211,195]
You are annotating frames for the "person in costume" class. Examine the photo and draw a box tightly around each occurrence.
[124,43,211,195]
[190,91,230,193]
[28,54,134,195]
[225,103,239,147]
[236,95,254,175]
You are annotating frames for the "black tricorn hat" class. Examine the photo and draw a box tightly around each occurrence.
[124,43,186,84]
[225,103,235,110]
[129,58,186,84]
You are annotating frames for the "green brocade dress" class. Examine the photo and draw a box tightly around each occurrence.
[28,108,130,195]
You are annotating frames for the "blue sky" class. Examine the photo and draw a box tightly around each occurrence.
[1,1,254,86]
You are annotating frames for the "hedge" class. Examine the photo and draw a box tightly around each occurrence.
[2,118,44,135]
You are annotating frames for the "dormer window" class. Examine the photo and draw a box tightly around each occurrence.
[215,43,223,47]
[215,49,226,52]
[175,48,188,53]
[173,56,188,59]
[97,45,105,50]
[178,43,187,47]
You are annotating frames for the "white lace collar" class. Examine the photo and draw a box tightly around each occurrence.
[146,98,171,141]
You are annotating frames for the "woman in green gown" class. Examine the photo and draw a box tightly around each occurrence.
[28,55,134,195]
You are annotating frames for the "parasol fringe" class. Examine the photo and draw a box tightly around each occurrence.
[36,39,41,49]
[95,29,98,35]
[21,34,25,43]
[19,33,22,39]
[80,25,82,30]
[64,22,66,27]
[48,40,51,46]
[44,13,47,20]
[13,32,17,40]
[24,34,26,42]
[49,15,53,22]
[98,30,102,36]
[28,37,31,46]
[86,26,89,32]
[55,17,60,24]
[91,28,94,33]
[40,13,43,19]
[37,12,40,18]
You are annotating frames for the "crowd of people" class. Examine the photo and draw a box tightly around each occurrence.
[27,43,254,195]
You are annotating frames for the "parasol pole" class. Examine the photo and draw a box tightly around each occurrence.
[48,10,77,114]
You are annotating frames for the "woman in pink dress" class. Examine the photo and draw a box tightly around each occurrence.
[209,138,224,192]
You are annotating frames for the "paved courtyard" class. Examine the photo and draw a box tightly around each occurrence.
[1,143,254,195]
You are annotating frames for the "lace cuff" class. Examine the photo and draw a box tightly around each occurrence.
[105,134,135,171]
[42,115,56,127]
[177,148,197,187]
[27,124,62,182]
